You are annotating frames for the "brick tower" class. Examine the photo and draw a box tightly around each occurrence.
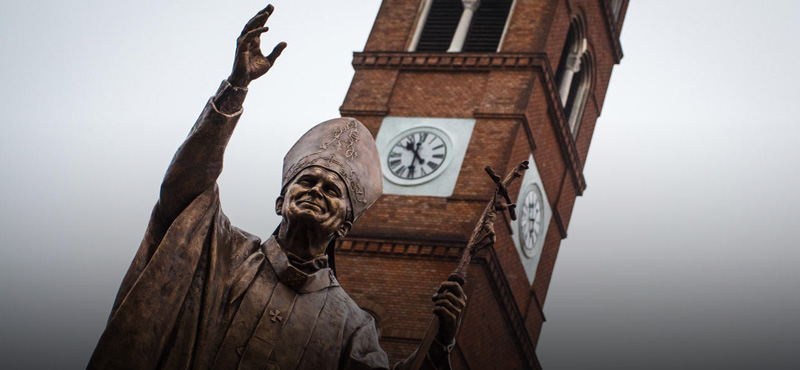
[335,0,628,368]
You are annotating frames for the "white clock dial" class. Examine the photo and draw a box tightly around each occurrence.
[384,127,452,185]
[377,117,474,195]
[519,184,545,257]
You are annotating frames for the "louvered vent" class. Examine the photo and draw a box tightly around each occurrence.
[416,0,463,52]
[462,0,513,52]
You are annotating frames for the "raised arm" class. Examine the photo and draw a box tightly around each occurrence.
[153,4,286,238]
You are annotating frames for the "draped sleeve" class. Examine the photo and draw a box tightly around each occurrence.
[341,315,391,370]
[88,82,264,370]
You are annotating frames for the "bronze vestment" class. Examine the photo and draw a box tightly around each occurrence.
[88,83,450,370]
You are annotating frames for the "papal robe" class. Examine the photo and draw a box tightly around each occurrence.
[89,184,396,370]
[87,82,450,370]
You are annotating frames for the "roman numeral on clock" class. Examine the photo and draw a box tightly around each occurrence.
[419,132,429,143]
[387,130,448,180]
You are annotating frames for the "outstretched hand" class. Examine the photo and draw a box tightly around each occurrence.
[228,4,287,88]
[432,281,466,344]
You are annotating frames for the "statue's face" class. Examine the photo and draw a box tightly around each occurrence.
[279,166,351,235]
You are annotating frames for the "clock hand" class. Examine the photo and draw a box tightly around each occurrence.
[415,143,426,164]
[403,141,426,164]
[409,143,425,164]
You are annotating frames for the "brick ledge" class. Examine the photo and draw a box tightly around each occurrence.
[351,51,587,195]
[337,237,463,260]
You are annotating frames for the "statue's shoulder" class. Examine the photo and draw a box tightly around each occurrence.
[225,224,264,268]
[229,225,262,245]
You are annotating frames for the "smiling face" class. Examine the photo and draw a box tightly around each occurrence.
[277,166,352,238]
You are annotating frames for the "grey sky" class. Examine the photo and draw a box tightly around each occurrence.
[0,1,798,369]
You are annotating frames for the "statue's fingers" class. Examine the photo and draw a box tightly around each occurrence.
[240,5,273,36]
[436,283,466,308]
[434,298,460,315]
[261,4,275,17]
[239,26,270,48]
[253,4,275,26]
[266,42,287,64]
[436,281,462,295]
[435,292,466,310]
[241,14,267,36]
[432,307,457,332]
[433,306,456,319]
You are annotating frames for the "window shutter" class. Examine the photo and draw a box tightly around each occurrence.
[416,0,464,52]
[462,0,513,52]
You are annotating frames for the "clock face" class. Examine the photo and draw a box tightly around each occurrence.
[519,184,545,257]
[386,129,449,181]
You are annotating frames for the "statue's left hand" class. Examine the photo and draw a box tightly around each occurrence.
[228,4,287,88]
[432,281,466,344]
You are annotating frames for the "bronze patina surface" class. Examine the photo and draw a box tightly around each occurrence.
[87,5,464,370]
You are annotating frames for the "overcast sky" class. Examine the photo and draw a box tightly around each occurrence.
[0,1,798,369]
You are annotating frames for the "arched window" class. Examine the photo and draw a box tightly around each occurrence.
[554,18,592,135]
[410,0,514,52]
[564,53,591,134]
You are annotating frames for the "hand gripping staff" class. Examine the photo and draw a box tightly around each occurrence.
[408,161,529,370]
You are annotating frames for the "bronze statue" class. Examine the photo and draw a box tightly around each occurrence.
[87,5,465,370]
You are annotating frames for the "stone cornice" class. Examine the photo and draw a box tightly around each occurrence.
[339,108,388,117]
[353,51,546,71]
[351,51,587,195]
[337,237,464,260]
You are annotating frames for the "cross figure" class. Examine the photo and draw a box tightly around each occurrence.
[269,309,282,323]
[484,165,521,221]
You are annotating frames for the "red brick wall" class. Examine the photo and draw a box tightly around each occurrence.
[337,0,625,368]
[341,69,398,114]
[456,263,528,369]
[364,0,421,51]
[478,70,537,113]
[336,249,529,368]
[389,72,488,117]
[335,253,452,353]
[352,194,484,241]
[526,78,567,200]
[501,0,558,52]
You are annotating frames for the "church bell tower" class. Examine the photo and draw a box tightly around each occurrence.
[335,1,628,368]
